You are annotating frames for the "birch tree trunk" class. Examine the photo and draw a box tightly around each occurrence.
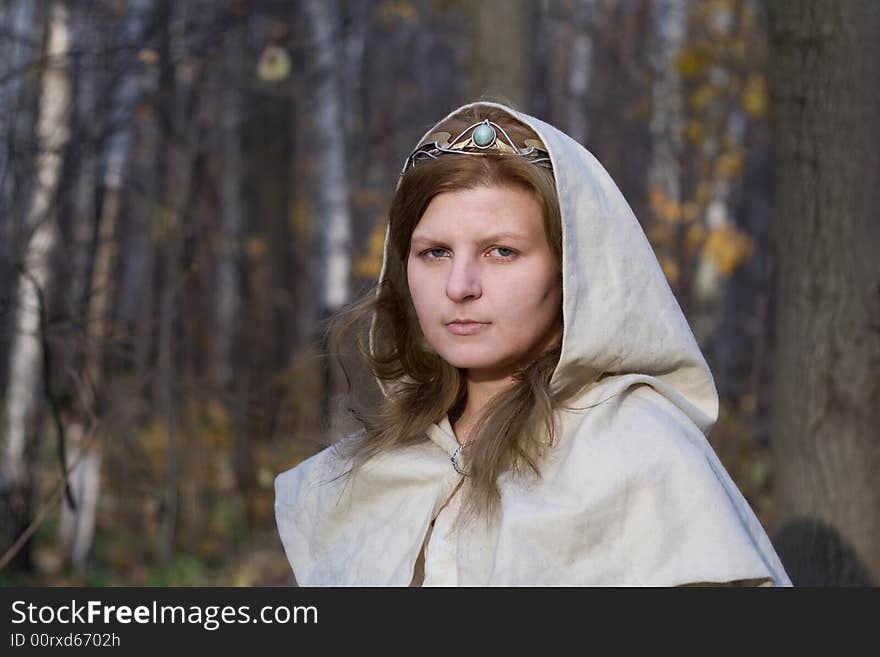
[648,0,686,214]
[0,0,72,568]
[766,0,880,585]
[648,0,693,334]
[57,0,150,569]
[694,105,748,349]
[0,0,43,388]
[303,0,352,432]
[56,2,101,571]
[690,3,746,347]
[304,0,352,317]
[565,0,595,146]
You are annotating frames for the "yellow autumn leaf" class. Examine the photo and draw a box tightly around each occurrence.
[369,219,387,253]
[354,218,387,279]
[730,35,747,61]
[138,48,159,65]
[690,83,717,112]
[716,150,744,177]
[676,45,711,78]
[685,119,704,144]
[703,223,755,275]
[742,72,767,118]
[351,188,382,209]
[244,237,267,258]
[354,256,378,278]
[647,221,674,248]
[377,0,418,24]
[658,254,679,285]
[139,419,168,476]
[739,393,757,415]
[289,199,312,237]
[682,200,700,223]
[150,203,176,242]
[648,186,666,212]
[257,45,291,82]
[696,181,713,205]
[649,187,683,223]
[197,537,223,561]
[134,101,154,122]
[686,222,706,252]
[203,400,233,449]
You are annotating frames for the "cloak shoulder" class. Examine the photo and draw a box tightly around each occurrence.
[274,433,460,586]
[507,383,792,586]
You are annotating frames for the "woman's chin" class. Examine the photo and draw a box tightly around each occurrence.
[438,353,517,377]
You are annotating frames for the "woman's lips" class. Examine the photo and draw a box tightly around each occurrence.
[446,321,489,336]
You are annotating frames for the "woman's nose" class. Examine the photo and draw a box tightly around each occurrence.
[445,257,482,301]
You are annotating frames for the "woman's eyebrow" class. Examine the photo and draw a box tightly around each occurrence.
[411,232,530,246]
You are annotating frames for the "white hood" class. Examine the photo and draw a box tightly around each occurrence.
[275,101,792,586]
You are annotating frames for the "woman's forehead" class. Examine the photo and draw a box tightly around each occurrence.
[410,230,532,247]
[413,186,543,240]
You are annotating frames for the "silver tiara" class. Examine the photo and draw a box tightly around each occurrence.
[401,119,553,175]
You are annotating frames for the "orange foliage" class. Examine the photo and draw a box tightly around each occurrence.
[703,223,754,275]
[686,222,707,253]
[649,186,683,223]
[354,218,387,279]
[289,199,312,238]
[742,72,768,118]
[658,255,680,285]
[716,150,744,177]
[244,237,267,259]
[377,0,418,24]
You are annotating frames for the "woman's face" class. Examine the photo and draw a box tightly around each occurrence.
[407,185,563,383]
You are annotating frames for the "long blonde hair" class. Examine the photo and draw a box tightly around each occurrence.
[323,103,598,529]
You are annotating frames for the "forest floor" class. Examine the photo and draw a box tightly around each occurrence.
[1,529,295,587]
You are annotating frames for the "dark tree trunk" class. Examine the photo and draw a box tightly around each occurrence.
[468,0,534,111]
[766,0,880,585]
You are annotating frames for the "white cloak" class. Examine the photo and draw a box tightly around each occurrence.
[274,101,793,587]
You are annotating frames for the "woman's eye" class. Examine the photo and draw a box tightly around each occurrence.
[490,247,516,258]
[419,246,516,260]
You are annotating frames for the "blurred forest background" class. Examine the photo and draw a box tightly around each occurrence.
[0,0,877,586]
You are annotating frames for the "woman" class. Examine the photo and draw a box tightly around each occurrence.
[274,100,792,586]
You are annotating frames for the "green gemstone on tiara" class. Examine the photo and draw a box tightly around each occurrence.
[473,123,496,147]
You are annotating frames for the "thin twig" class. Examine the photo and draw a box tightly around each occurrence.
[0,424,99,572]
[20,266,76,510]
